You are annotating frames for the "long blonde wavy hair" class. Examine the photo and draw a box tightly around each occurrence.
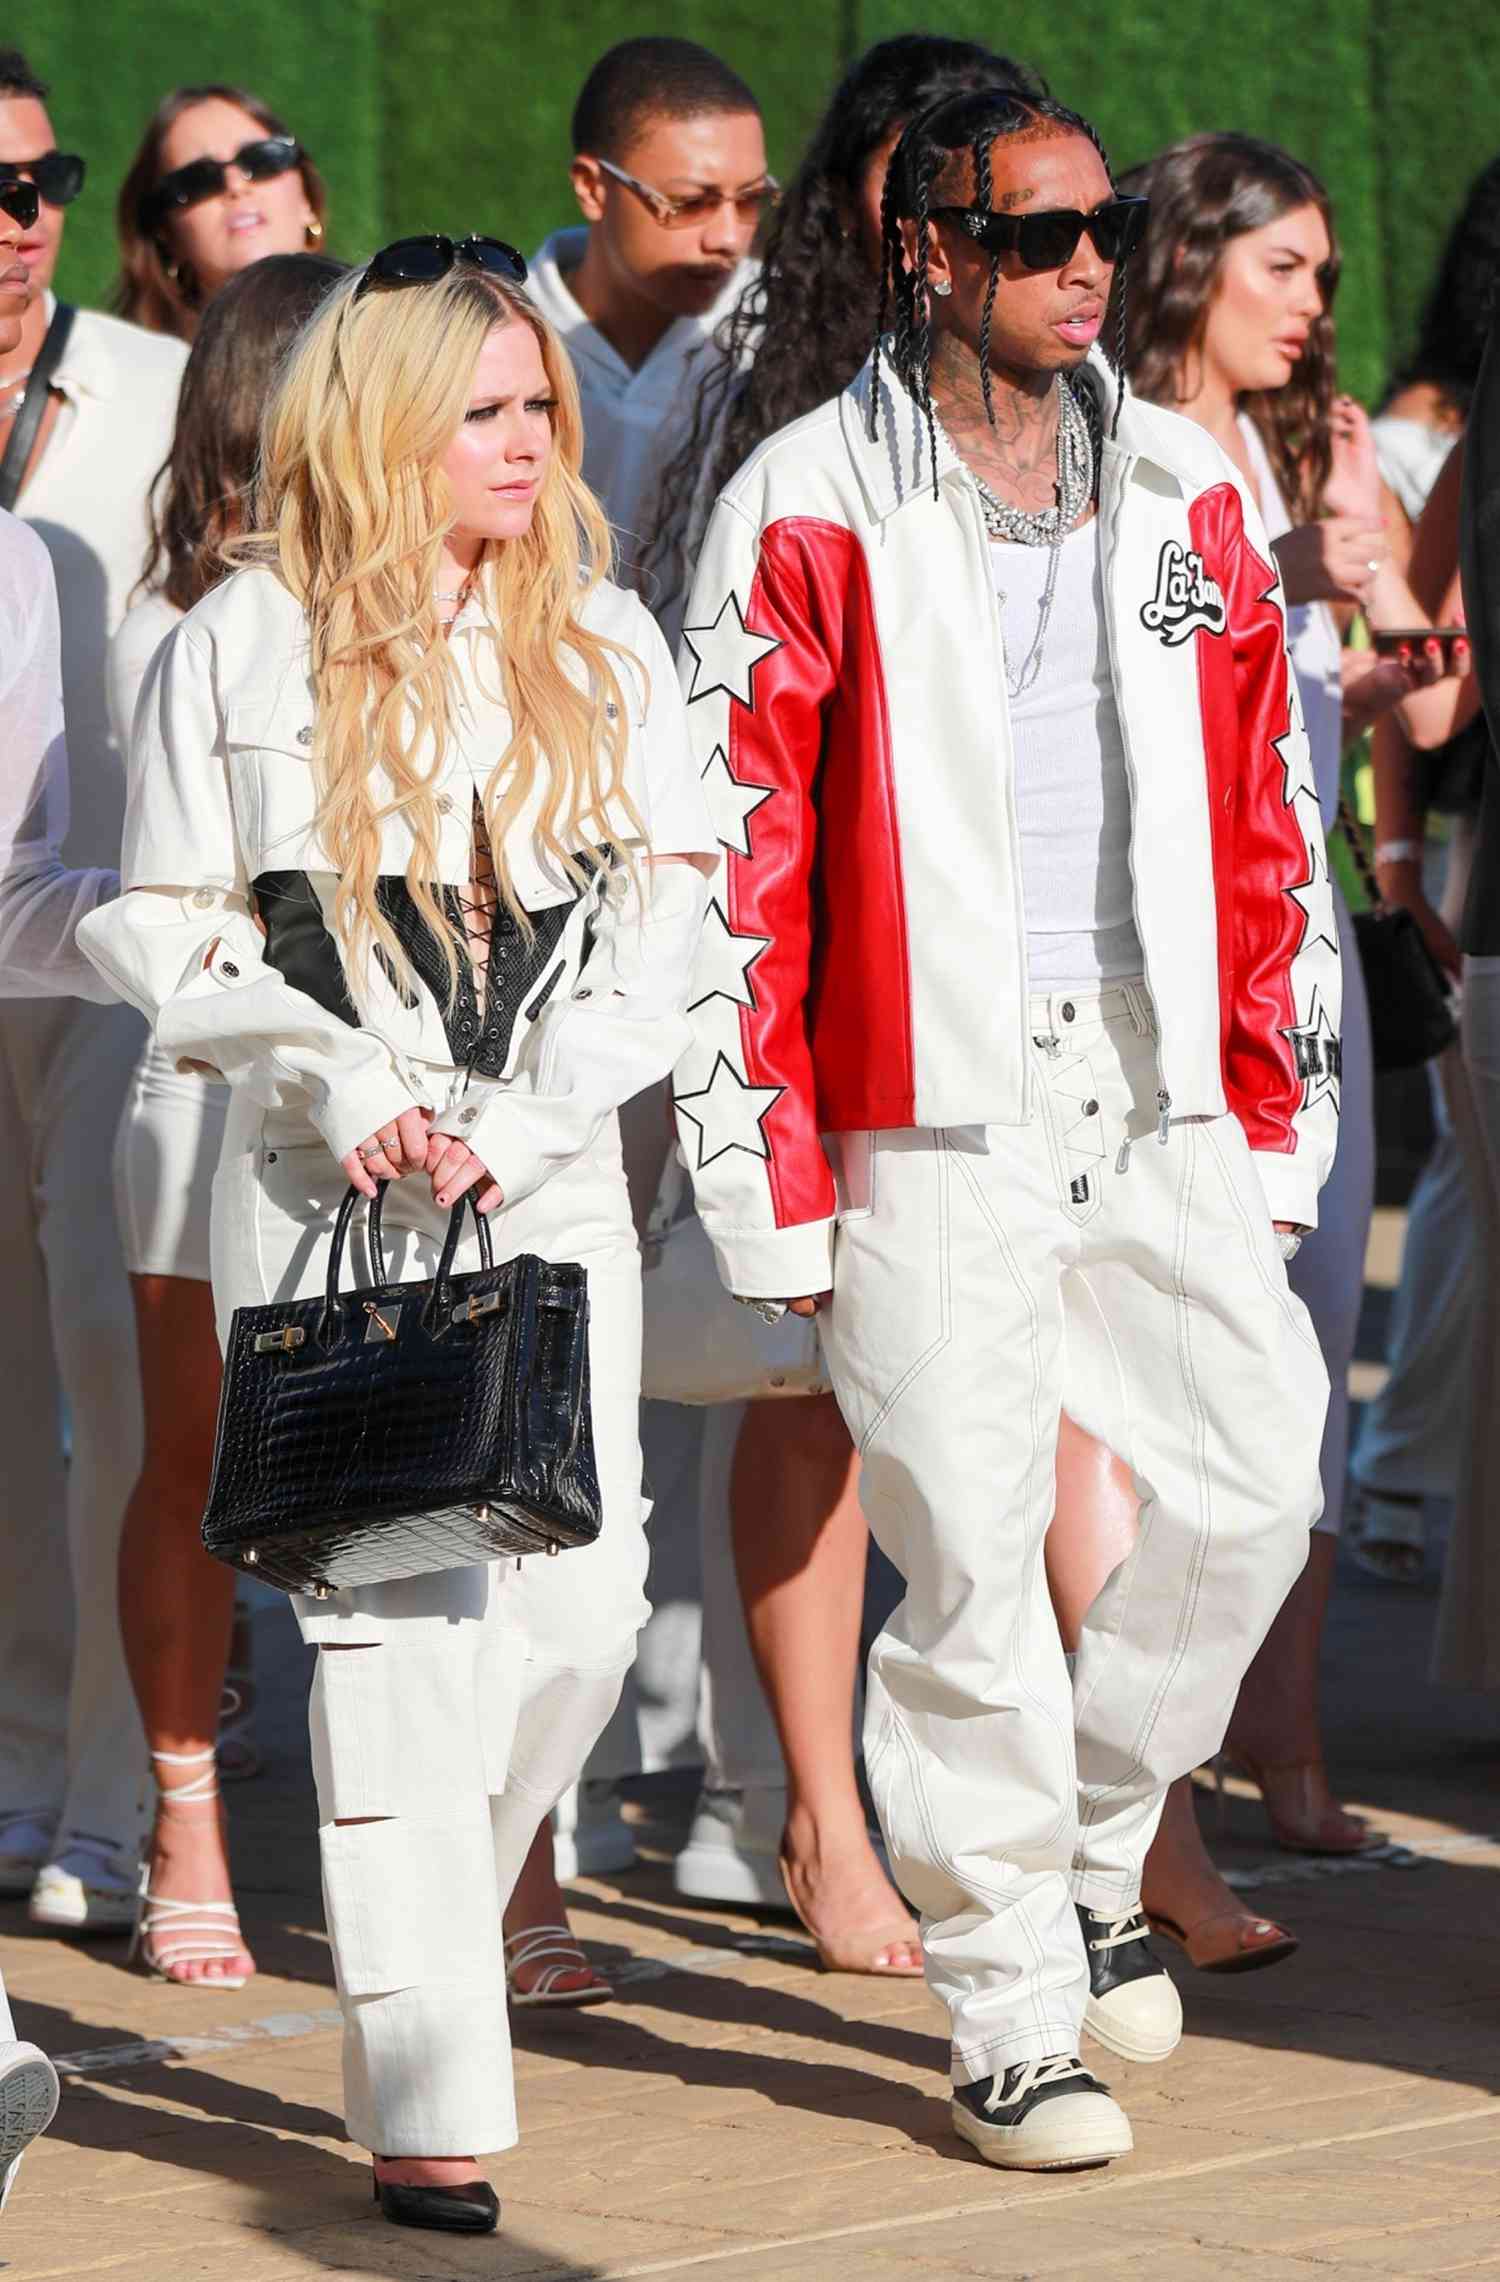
[238,264,637,1004]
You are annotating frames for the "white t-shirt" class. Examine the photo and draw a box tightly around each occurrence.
[18,298,187,868]
[1372,412,1459,525]
[996,518,1143,989]
[0,508,115,999]
[526,228,755,641]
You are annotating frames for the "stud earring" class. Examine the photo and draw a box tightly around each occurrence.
[932,278,953,297]
[305,216,324,246]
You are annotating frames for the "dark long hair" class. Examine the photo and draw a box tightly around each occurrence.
[648,34,1041,599]
[874,87,1118,490]
[1122,133,1339,520]
[1382,154,1500,417]
[141,252,345,612]
[112,84,329,340]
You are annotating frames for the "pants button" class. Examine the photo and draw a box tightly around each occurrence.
[1061,1000,1076,1022]
[1083,1098,1099,1116]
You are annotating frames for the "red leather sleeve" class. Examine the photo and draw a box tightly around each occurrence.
[1190,482,1306,1161]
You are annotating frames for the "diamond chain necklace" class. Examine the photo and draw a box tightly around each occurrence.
[935,376,1100,697]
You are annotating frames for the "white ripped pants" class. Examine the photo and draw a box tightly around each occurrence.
[817,983,1326,2085]
[211,1087,650,2156]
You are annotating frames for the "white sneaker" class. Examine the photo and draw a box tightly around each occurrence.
[0,2042,60,2215]
[552,1781,636,1881]
[0,1814,54,1900]
[28,1834,137,1934]
[674,1785,787,1908]
[952,2055,1133,2171]
[1078,1904,1183,2063]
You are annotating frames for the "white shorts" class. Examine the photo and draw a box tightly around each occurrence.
[112,1037,227,1282]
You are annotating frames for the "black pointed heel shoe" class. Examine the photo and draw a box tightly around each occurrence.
[372,2165,500,2234]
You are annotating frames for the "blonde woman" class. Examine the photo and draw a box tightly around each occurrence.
[79,234,716,2237]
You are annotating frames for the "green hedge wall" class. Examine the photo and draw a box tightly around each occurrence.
[17,2,1500,403]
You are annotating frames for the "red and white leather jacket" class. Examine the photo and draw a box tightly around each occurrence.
[672,350,1341,1300]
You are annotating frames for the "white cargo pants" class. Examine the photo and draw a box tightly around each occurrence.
[818,983,1326,2086]
[211,1090,651,2156]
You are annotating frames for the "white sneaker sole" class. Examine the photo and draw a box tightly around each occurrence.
[1083,1987,1183,2064]
[673,1840,786,1909]
[0,2046,60,2214]
[27,1884,135,1934]
[952,2090,1133,2171]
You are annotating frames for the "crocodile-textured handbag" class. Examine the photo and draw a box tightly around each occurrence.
[201,1184,601,1598]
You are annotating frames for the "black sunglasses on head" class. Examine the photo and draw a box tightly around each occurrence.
[144,135,302,228]
[0,174,40,231]
[931,194,1148,272]
[0,150,85,212]
[354,234,528,300]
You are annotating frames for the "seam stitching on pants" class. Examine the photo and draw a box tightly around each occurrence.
[856,1135,953,1453]
[1200,1119,1322,1353]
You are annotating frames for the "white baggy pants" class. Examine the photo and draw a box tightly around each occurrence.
[211,1091,651,2155]
[0,995,147,1849]
[817,984,1326,2084]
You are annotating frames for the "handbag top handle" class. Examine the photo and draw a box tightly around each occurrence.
[323,1182,495,1325]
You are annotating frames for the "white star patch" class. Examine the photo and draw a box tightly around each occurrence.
[683,591,782,708]
[700,744,774,858]
[688,899,770,1012]
[1273,722,1319,817]
[1282,985,1341,1115]
[676,1052,783,1168]
[1287,833,1340,958]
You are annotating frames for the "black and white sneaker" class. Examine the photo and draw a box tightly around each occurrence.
[1079,1904,1183,2064]
[0,2041,60,2216]
[952,2054,1132,2170]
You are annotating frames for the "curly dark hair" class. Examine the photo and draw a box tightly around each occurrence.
[647,34,1041,602]
[1382,154,1500,417]
[1121,134,1339,521]
[873,86,1120,489]
[141,251,345,612]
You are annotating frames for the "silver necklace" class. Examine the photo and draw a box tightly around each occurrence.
[937,377,1099,697]
[0,367,33,416]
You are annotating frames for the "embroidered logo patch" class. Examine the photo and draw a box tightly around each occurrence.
[1140,543,1227,645]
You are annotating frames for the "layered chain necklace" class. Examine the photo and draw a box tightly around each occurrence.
[937,375,1100,698]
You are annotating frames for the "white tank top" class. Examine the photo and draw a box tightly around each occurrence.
[994,517,1143,988]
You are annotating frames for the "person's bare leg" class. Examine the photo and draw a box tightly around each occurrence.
[1224,1532,1378,1849]
[500,1816,608,2000]
[118,1274,251,1983]
[732,1394,919,1973]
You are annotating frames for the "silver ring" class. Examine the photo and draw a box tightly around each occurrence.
[379,1132,399,1150]
[357,1142,382,1161]
[1366,558,1380,574]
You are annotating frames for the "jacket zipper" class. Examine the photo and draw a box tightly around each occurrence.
[1099,443,1172,1145]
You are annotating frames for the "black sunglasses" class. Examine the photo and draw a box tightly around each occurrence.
[931,195,1148,273]
[354,233,528,300]
[144,135,302,228]
[0,175,40,231]
[0,151,85,212]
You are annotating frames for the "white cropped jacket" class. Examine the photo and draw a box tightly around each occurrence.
[78,565,717,1200]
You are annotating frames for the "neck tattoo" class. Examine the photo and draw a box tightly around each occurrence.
[935,375,1101,699]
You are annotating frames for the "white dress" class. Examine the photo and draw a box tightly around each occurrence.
[106,590,227,1282]
[1240,415,1373,1539]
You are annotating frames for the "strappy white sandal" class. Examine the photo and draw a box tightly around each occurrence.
[131,1748,255,1990]
[503,1926,613,2010]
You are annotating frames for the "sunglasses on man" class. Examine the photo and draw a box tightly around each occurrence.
[0,175,40,231]
[354,233,529,300]
[144,135,302,229]
[593,157,780,231]
[931,195,1148,272]
[0,150,85,213]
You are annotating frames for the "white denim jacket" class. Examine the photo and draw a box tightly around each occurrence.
[78,564,717,1199]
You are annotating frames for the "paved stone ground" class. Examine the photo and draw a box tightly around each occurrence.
[5,1214,1500,2279]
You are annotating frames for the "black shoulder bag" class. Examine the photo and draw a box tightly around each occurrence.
[201,1184,602,1598]
[1338,796,1458,1071]
[0,299,74,513]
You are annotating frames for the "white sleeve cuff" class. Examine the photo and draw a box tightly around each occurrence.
[707,1216,836,1302]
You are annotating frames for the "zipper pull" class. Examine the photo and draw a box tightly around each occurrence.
[1115,1138,1133,1176]
[1156,1089,1172,1146]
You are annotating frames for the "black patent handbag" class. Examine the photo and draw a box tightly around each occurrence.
[1338,797,1458,1072]
[200,1183,602,1598]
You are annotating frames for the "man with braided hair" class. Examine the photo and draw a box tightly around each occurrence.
[674,86,1337,2171]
